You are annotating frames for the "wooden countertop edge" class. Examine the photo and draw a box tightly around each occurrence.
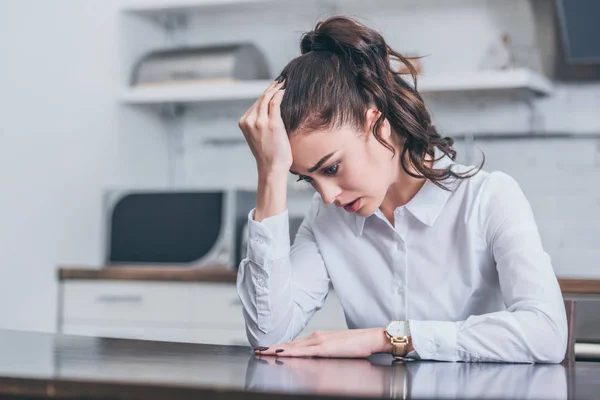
[558,278,600,295]
[57,267,600,294]
[58,265,238,283]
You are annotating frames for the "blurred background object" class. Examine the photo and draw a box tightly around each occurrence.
[0,0,598,359]
[131,43,270,86]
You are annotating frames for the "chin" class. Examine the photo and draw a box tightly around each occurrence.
[355,199,377,217]
[358,195,387,217]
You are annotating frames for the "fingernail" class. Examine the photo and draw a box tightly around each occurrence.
[254,347,269,351]
[275,349,284,353]
[275,360,284,365]
[275,75,284,83]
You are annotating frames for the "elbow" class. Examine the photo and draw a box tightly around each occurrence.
[546,324,568,364]
[242,308,295,348]
[529,309,569,364]
[535,337,567,364]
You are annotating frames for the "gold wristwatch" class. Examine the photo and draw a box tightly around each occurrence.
[384,320,411,359]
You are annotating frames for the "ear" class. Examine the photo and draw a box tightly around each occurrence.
[365,108,392,139]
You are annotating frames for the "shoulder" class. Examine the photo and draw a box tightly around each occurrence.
[449,161,523,206]
[475,170,527,210]
[466,170,535,243]
[445,162,530,226]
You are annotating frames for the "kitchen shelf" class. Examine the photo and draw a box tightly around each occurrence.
[123,0,293,17]
[123,0,542,18]
[119,69,552,106]
[416,68,552,96]
[120,80,272,104]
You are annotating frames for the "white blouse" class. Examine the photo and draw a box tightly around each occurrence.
[236,153,568,363]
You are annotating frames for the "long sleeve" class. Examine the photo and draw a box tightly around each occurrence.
[408,172,568,363]
[236,194,331,348]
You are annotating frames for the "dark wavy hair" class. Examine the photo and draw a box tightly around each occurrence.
[278,16,482,189]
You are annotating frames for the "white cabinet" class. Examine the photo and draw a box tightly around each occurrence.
[62,281,192,323]
[59,280,346,346]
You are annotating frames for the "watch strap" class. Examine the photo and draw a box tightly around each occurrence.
[391,338,409,358]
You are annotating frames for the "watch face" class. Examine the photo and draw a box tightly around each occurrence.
[386,321,409,338]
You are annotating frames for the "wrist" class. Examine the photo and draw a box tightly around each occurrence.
[257,167,289,183]
[378,322,414,356]
[372,327,393,354]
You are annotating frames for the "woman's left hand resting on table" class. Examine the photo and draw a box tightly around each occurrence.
[254,328,413,358]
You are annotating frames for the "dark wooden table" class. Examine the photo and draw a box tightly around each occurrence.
[0,330,599,400]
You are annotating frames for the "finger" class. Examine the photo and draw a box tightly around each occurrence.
[256,80,285,123]
[265,77,282,92]
[240,79,281,124]
[257,80,284,119]
[253,332,317,357]
[268,88,285,119]
[275,344,322,358]
[254,343,290,356]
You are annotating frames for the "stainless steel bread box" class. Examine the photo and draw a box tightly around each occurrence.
[131,43,270,86]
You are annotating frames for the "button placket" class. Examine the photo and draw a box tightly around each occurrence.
[392,223,408,320]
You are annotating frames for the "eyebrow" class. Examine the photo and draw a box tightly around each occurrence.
[289,152,336,175]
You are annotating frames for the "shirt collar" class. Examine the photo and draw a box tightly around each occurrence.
[353,149,457,236]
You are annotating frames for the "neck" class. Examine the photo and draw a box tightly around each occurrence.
[379,152,433,223]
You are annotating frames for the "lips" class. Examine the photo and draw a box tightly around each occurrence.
[343,198,361,213]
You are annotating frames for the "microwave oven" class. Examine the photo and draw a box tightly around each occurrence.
[102,189,256,268]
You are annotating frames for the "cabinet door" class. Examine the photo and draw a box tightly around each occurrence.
[62,281,191,324]
[189,283,246,330]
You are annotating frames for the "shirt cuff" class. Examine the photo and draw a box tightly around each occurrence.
[246,208,291,267]
[406,349,420,360]
[408,320,461,361]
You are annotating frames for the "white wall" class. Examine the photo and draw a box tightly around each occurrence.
[0,0,168,332]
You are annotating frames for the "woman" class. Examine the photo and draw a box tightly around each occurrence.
[236,16,567,363]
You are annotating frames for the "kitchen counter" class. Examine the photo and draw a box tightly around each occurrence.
[0,329,598,400]
[57,266,600,294]
[58,265,238,283]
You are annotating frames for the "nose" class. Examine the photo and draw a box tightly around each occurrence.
[316,180,342,206]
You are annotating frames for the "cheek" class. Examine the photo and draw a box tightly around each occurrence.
[340,159,386,192]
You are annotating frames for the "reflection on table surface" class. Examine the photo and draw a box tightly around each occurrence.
[246,354,572,399]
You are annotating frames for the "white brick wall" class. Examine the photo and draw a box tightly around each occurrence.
[471,137,600,278]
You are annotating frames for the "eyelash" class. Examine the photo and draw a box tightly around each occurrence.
[296,163,340,183]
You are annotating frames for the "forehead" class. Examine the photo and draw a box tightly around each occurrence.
[289,127,362,172]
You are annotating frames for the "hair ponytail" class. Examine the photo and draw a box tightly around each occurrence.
[279,16,482,189]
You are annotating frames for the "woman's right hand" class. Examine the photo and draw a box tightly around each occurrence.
[238,78,292,177]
